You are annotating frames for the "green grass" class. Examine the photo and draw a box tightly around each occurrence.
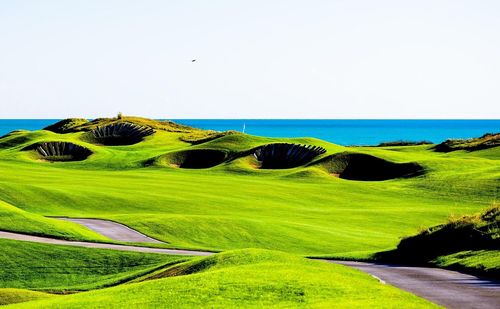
[0,118,498,306]
[8,249,437,308]
[433,250,500,278]
[434,133,499,152]
[0,121,498,257]
[0,239,190,292]
[377,205,499,278]
[0,289,54,306]
[0,200,108,241]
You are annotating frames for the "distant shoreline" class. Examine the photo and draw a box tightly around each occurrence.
[1,119,499,146]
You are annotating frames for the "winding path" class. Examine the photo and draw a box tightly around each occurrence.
[0,231,212,256]
[55,217,163,243]
[0,218,499,308]
[327,260,500,309]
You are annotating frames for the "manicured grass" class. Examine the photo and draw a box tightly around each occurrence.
[9,249,437,308]
[0,122,498,257]
[0,239,190,292]
[0,118,497,307]
[0,200,108,241]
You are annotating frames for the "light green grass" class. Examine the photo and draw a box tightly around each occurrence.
[1,119,497,307]
[8,249,437,308]
[0,239,190,292]
[0,200,108,241]
[0,126,498,257]
[0,289,54,306]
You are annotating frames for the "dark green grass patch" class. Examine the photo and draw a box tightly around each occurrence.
[376,205,500,278]
[0,239,190,292]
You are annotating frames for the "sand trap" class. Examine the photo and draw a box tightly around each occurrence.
[254,143,326,169]
[26,141,92,161]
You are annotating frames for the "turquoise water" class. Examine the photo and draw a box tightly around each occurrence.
[1,119,498,146]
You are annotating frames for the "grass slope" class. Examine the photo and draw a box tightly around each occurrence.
[0,239,190,292]
[0,289,54,306]
[433,250,500,277]
[377,205,500,278]
[9,249,437,308]
[434,133,500,152]
[0,200,108,241]
[0,120,498,257]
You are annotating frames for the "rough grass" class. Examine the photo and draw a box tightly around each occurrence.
[433,250,500,278]
[179,130,238,144]
[377,140,433,147]
[43,118,89,134]
[376,205,500,278]
[434,132,500,152]
[44,116,197,133]
[0,238,190,292]
[8,249,437,308]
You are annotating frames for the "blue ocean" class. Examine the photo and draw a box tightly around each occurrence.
[0,119,498,146]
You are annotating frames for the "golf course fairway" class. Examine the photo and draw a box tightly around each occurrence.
[0,117,498,308]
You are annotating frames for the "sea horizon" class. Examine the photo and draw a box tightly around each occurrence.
[1,119,499,146]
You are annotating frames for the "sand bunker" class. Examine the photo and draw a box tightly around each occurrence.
[317,152,424,181]
[29,141,92,161]
[91,122,154,145]
[165,149,227,168]
[254,143,326,169]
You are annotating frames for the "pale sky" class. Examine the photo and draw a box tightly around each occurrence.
[1,0,499,119]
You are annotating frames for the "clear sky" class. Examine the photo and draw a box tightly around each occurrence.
[1,0,499,119]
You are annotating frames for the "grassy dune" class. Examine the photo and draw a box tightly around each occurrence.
[8,249,437,308]
[379,205,500,278]
[0,239,190,292]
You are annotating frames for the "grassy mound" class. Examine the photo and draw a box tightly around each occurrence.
[0,238,190,292]
[377,205,499,278]
[160,149,228,168]
[89,122,155,146]
[11,249,434,308]
[180,130,239,145]
[24,141,92,162]
[43,118,90,134]
[377,140,432,147]
[434,133,500,152]
[0,289,54,306]
[0,200,108,241]
[44,116,195,133]
[315,152,424,181]
[254,143,326,169]
[433,250,500,277]
[0,131,31,150]
[0,116,498,258]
